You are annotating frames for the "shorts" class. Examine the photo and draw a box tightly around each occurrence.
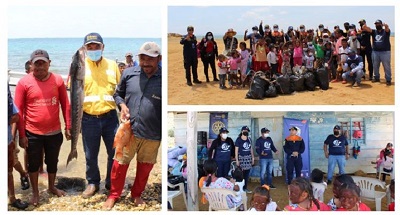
[115,136,161,165]
[26,131,63,173]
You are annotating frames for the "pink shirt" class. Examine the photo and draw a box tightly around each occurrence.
[228,57,241,70]
[293,46,303,58]
[15,73,71,138]
[284,201,331,211]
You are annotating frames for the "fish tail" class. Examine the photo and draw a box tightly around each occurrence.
[66,149,78,168]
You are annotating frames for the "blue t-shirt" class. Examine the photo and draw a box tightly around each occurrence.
[324,134,348,155]
[372,29,391,51]
[246,33,262,49]
[235,137,252,156]
[214,140,233,162]
[255,137,277,159]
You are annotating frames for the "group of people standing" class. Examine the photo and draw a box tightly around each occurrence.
[180,18,392,88]
[8,32,162,210]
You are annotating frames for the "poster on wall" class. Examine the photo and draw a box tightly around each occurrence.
[283,118,310,183]
[209,112,228,139]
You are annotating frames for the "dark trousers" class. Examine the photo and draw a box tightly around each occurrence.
[270,63,278,75]
[360,49,373,79]
[243,169,250,190]
[216,160,231,178]
[286,156,303,185]
[184,57,198,83]
[202,56,217,80]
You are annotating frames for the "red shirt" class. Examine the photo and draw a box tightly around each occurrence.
[15,73,71,137]
[205,41,214,53]
[284,201,331,211]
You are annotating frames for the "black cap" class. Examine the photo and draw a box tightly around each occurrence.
[219,127,229,133]
[289,126,298,131]
[252,26,258,31]
[374,19,383,24]
[261,127,270,133]
[358,19,366,24]
[318,24,324,28]
[84,32,103,45]
[344,22,349,25]
[348,49,356,55]
[187,25,194,31]
[334,125,341,130]
[273,24,278,28]
[241,126,250,132]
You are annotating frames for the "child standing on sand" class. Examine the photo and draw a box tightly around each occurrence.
[217,54,229,89]
[228,50,241,88]
[239,42,251,84]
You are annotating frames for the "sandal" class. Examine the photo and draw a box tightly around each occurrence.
[20,176,30,190]
[11,199,29,210]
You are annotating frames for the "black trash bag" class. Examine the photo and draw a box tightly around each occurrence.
[290,75,305,92]
[275,74,292,94]
[245,72,267,99]
[303,71,317,91]
[315,67,330,90]
[264,80,278,97]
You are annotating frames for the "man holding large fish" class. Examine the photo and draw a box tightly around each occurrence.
[103,42,162,210]
[79,33,121,198]
[14,49,71,206]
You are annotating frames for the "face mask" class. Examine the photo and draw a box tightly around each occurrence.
[265,29,270,33]
[221,133,228,139]
[319,28,324,32]
[253,30,258,34]
[351,35,356,40]
[303,48,308,52]
[323,38,329,43]
[87,50,102,61]
[376,25,383,31]
[300,28,305,32]
[334,131,339,135]
[242,131,249,136]
[349,28,355,32]
[207,36,213,40]
[273,28,278,31]
[308,52,313,57]
[263,133,270,138]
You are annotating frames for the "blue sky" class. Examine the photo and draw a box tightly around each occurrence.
[168,6,395,36]
[8,4,162,38]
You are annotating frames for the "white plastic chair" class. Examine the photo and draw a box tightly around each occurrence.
[168,182,187,210]
[311,182,327,202]
[351,176,386,211]
[200,187,243,211]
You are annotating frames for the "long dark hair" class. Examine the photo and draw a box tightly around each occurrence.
[203,159,218,187]
[291,177,320,210]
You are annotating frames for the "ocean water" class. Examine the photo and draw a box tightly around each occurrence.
[8,37,161,75]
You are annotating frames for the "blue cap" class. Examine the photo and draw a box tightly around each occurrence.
[261,127,270,133]
[288,26,293,31]
[334,125,341,130]
[241,126,250,132]
[84,32,103,45]
[374,19,382,24]
[219,127,229,133]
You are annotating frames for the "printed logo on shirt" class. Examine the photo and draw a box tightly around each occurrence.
[51,96,57,105]
[152,94,161,100]
[243,141,251,150]
[263,141,271,150]
[221,143,230,152]
[333,139,342,147]
[375,35,383,43]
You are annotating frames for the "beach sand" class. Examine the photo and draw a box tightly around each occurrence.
[9,110,162,211]
[168,36,395,105]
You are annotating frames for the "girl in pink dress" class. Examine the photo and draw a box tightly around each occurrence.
[284,177,331,211]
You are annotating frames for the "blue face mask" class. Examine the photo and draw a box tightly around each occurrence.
[87,50,102,61]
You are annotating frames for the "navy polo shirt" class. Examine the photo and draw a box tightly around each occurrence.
[372,29,391,51]
[214,141,233,162]
[114,65,161,140]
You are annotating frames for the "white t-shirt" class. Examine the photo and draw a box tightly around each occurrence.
[248,200,278,211]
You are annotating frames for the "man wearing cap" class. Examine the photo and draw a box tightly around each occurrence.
[296,24,307,41]
[180,26,202,86]
[235,126,254,193]
[323,125,349,184]
[341,49,364,87]
[208,127,235,178]
[364,19,392,86]
[223,28,239,56]
[255,128,278,189]
[103,41,161,209]
[259,21,274,44]
[244,26,262,54]
[283,126,305,185]
[80,32,121,198]
[348,30,360,55]
[14,49,71,205]
[343,22,350,37]
[125,52,137,68]
[284,26,295,43]
[357,19,373,80]
[271,24,284,45]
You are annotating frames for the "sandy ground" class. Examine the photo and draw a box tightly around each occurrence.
[9,108,162,211]
[168,37,395,105]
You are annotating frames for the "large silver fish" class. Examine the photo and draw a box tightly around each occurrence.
[67,47,85,167]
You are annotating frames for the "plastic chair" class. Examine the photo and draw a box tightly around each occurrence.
[310,182,327,202]
[200,187,243,211]
[351,176,386,211]
[168,182,187,210]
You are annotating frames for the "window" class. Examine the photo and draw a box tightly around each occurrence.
[337,118,365,145]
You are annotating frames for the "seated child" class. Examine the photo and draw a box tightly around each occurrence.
[248,185,280,211]
[381,149,394,182]
[336,182,371,211]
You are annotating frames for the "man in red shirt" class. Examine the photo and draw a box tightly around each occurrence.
[15,49,71,206]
